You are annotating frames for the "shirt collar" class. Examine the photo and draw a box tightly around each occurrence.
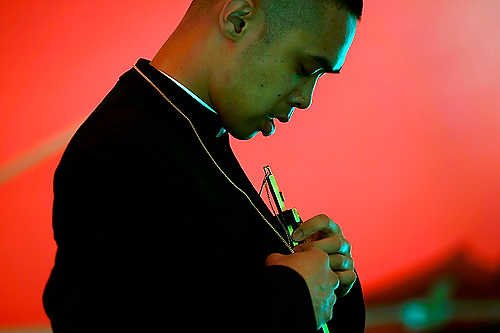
[155,68,218,115]
[132,58,227,139]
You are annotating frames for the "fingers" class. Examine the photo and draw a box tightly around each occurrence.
[335,270,357,297]
[329,271,341,291]
[312,234,351,256]
[328,253,354,271]
[294,233,352,261]
[292,214,342,242]
[286,212,357,302]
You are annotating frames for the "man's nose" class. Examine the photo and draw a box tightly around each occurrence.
[289,76,319,109]
[291,99,308,109]
[290,93,312,110]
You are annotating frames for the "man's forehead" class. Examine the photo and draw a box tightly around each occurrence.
[298,12,357,72]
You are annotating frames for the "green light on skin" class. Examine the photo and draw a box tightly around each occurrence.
[287,225,298,247]
[286,215,329,333]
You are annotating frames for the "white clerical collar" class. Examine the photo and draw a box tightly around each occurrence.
[155,68,227,138]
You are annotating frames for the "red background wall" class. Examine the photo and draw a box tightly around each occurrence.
[1,0,499,329]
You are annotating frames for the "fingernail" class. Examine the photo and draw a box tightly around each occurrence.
[292,229,304,241]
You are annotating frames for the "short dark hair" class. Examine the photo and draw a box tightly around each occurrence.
[188,0,362,22]
[187,0,363,45]
[259,0,363,45]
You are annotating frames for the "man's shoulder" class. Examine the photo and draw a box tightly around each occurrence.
[58,108,178,181]
[67,76,187,151]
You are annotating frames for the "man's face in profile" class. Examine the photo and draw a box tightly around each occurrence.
[210,4,357,140]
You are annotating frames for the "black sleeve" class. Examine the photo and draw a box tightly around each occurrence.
[326,270,366,333]
[43,139,320,333]
[260,265,318,332]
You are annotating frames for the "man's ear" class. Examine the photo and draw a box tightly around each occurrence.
[218,0,255,41]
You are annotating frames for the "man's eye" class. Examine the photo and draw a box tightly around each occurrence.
[298,64,323,77]
[297,64,309,76]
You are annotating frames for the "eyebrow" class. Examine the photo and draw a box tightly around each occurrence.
[308,55,342,74]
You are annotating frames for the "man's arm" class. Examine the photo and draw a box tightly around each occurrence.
[44,139,325,332]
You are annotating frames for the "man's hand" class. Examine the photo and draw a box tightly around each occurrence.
[292,214,357,298]
[266,247,340,329]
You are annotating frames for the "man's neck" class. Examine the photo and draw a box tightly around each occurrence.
[150,34,214,110]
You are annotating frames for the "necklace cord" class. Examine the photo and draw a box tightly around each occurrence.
[132,65,294,253]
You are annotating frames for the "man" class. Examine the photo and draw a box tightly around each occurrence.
[43,0,364,332]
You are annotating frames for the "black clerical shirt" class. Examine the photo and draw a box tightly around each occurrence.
[153,63,227,138]
[42,58,365,333]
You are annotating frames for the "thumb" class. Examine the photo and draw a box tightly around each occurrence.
[265,252,286,266]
